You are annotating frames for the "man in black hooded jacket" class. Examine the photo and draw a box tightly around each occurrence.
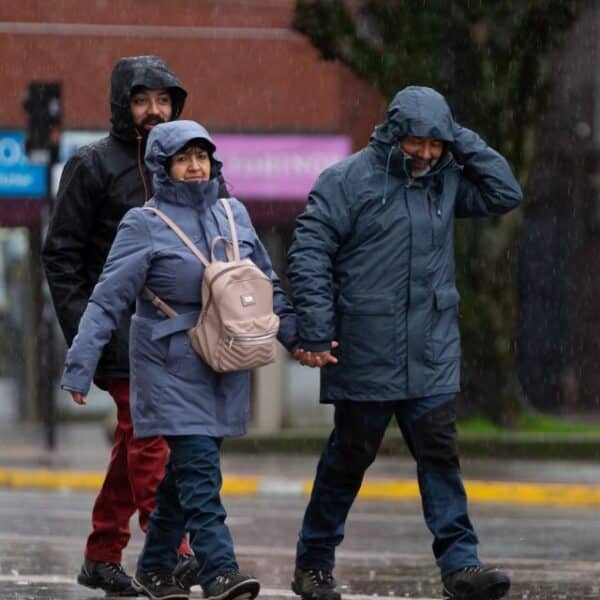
[42,55,228,596]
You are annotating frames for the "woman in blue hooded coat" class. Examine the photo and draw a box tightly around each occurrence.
[61,120,297,600]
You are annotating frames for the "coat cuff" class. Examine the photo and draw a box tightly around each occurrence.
[60,372,90,396]
[299,339,332,352]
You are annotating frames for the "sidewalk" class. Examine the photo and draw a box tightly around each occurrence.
[2,422,600,507]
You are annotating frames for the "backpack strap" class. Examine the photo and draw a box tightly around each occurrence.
[219,198,241,261]
[210,236,235,262]
[142,206,210,321]
[143,206,210,268]
[141,202,239,321]
[143,287,179,318]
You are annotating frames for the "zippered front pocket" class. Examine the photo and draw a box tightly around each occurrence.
[224,329,277,349]
[215,314,280,371]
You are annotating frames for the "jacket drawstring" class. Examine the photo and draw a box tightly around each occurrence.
[136,130,150,203]
[381,145,394,205]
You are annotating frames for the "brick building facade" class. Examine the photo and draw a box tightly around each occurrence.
[0,0,385,226]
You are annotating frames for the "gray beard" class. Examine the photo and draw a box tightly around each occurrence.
[401,149,438,178]
[412,164,432,178]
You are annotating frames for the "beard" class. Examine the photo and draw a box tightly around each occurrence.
[139,115,168,135]
[411,160,435,177]
[404,153,439,178]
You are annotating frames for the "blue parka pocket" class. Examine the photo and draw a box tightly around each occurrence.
[165,331,211,382]
[151,314,211,383]
[426,286,461,364]
[336,294,396,367]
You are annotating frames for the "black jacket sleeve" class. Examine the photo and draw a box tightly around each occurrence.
[41,152,104,345]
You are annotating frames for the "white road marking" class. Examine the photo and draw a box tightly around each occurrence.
[0,574,75,584]
[260,589,437,600]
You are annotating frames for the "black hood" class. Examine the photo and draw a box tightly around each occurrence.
[109,55,187,142]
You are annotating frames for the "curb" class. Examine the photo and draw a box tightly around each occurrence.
[222,432,600,461]
[2,467,600,508]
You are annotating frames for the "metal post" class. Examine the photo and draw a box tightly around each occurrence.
[24,224,43,424]
[251,227,286,432]
[22,81,62,448]
[253,343,286,432]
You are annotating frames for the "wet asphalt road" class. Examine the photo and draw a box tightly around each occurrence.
[1,485,600,599]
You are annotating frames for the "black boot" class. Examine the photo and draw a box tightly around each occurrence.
[173,555,200,591]
[132,569,190,599]
[291,567,341,600]
[203,571,260,600]
[77,558,137,596]
[442,565,510,600]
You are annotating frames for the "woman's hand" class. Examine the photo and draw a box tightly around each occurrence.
[294,341,339,368]
[70,391,87,405]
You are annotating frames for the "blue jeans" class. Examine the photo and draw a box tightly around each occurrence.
[137,435,238,586]
[296,395,480,576]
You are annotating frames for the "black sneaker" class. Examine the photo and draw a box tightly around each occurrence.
[203,571,260,600]
[173,555,200,591]
[442,565,510,600]
[291,567,341,600]
[132,570,190,600]
[77,558,137,596]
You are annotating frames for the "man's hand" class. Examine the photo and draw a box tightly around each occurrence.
[294,341,339,368]
[70,391,87,405]
[450,123,478,165]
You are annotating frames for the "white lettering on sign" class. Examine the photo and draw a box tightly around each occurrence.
[228,153,339,177]
[0,173,33,187]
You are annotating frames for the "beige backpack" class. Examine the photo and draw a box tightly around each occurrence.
[143,198,279,372]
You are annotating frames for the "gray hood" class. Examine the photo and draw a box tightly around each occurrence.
[371,86,456,147]
[370,86,457,191]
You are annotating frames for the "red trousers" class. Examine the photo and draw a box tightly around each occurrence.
[85,379,192,562]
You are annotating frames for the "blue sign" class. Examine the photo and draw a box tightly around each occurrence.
[0,131,47,198]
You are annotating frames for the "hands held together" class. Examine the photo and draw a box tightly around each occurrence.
[71,342,339,406]
[293,341,339,368]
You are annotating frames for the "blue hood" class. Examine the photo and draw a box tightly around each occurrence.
[144,120,224,206]
[371,86,456,147]
[145,120,222,181]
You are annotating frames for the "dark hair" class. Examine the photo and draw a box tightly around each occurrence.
[129,85,186,119]
[166,139,213,172]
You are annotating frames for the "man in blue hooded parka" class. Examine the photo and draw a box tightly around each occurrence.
[287,86,523,600]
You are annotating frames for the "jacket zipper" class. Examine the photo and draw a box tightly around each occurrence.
[136,130,150,203]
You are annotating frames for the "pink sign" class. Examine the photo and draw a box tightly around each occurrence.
[212,135,351,200]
